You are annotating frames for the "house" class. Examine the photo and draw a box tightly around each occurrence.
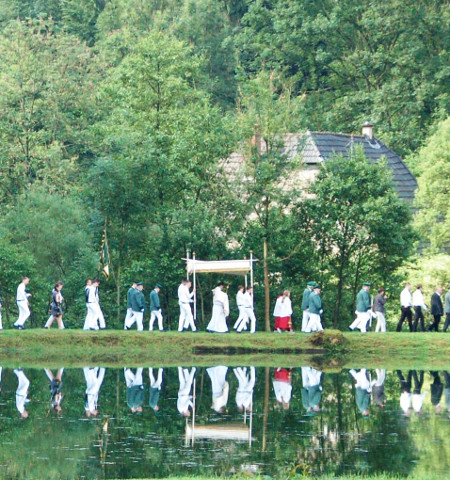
[223,123,418,203]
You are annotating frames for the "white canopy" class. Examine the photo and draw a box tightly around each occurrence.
[186,424,251,442]
[186,259,252,276]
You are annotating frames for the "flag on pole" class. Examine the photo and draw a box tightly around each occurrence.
[99,225,110,280]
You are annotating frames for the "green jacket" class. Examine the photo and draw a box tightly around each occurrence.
[356,388,371,414]
[356,288,371,312]
[131,289,146,312]
[150,289,160,311]
[301,385,322,410]
[301,288,312,311]
[308,292,322,314]
[127,385,145,409]
[444,291,450,314]
[127,287,136,309]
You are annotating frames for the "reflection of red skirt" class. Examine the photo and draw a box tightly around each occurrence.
[274,316,292,330]
[274,368,292,382]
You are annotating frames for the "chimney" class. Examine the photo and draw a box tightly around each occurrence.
[362,121,373,140]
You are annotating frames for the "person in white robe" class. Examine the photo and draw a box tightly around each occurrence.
[207,366,229,413]
[234,366,256,412]
[273,368,292,410]
[237,287,256,334]
[233,286,248,331]
[14,369,30,418]
[206,284,229,333]
[177,367,196,417]
[83,279,106,330]
[84,366,106,417]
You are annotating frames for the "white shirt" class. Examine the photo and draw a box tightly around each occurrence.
[236,290,245,307]
[400,288,412,308]
[412,289,427,310]
[242,291,254,309]
[87,285,99,303]
[273,296,292,317]
[178,284,193,303]
[14,370,30,414]
[16,283,30,302]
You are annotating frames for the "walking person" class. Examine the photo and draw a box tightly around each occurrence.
[44,282,65,329]
[178,279,196,332]
[126,282,145,331]
[397,283,413,332]
[273,290,293,333]
[14,369,30,418]
[233,286,248,331]
[237,286,257,333]
[411,370,425,415]
[14,277,31,330]
[124,368,145,413]
[124,281,137,330]
[207,283,230,333]
[207,366,229,413]
[371,369,386,408]
[349,368,371,417]
[397,370,413,416]
[444,285,450,332]
[349,283,372,333]
[44,368,64,413]
[301,367,323,415]
[430,371,443,413]
[233,366,256,413]
[83,366,106,417]
[305,284,323,333]
[177,367,196,417]
[301,282,315,332]
[149,284,164,331]
[149,368,163,413]
[373,287,387,332]
[428,286,443,332]
[273,367,292,410]
[83,279,106,330]
[412,285,428,332]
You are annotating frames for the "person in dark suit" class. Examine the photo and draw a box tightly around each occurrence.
[428,287,443,332]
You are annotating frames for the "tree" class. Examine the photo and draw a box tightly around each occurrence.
[299,147,415,327]
[412,117,450,253]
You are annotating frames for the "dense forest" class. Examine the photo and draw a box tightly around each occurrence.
[0,0,448,330]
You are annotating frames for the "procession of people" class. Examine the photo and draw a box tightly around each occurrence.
[0,275,449,333]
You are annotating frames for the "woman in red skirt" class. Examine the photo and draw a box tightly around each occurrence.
[273,290,293,332]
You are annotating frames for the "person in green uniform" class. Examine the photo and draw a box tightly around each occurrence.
[301,366,322,416]
[124,368,145,413]
[305,284,323,333]
[124,281,137,330]
[149,284,164,331]
[301,281,316,332]
[350,368,371,417]
[349,282,372,332]
[127,282,145,331]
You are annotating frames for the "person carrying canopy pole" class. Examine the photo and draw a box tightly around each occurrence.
[178,279,196,332]
[237,286,256,334]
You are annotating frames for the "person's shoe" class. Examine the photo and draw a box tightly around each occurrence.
[99,327,106,330]
[44,326,49,329]
[348,327,353,331]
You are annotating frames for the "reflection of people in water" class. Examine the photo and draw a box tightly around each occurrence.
[124,368,145,414]
[301,366,322,415]
[149,368,163,413]
[444,371,450,413]
[84,367,105,417]
[14,369,30,419]
[397,370,412,416]
[411,371,425,415]
[371,369,386,408]
[207,366,229,414]
[273,368,292,410]
[233,367,256,412]
[349,369,371,417]
[45,368,64,413]
[177,367,196,417]
[430,371,443,413]
[0,367,2,401]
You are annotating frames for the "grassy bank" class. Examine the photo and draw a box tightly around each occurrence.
[0,329,448,370]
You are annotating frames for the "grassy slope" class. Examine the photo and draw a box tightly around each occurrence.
[0,329,448,370]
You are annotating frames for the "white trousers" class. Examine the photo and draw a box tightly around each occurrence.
[127,311,144,331]
[124,308,133,329]
[178,302,196,331]
[14,369,30,414]
[305,313,323,333]
[15,302,30,327]
[301,309,310,332]
[149,368,163,389]
[0,310,2,330]
[237,308,256,333]
[234,307,248,330]
[150,309,163,331]
[374,312,386,332]
[349,311,370,332]
[83,304,98,330]
[84,367,105,413]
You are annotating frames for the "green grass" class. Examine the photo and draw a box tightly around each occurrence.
[113,475,447,480]
[0,329,448,370]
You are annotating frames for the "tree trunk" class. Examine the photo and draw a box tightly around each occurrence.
[263,236,270,332]
[116,264,121,325]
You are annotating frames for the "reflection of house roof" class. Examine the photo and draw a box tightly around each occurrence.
[224,131,418,203]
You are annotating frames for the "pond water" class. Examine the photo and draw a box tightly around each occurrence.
[0,366,448,479]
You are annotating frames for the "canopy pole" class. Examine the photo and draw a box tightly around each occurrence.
[250,251,254,288]
[192,377,196,446]
[186,249,190,280]
[249,405,253,448]
[193,251,197,321]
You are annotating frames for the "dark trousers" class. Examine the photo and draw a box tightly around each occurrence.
[397,307,412,332]
[397,370,412,392]
[428,315,441,332]
[413,306,425,332]
[444,313,450,332]
[412,370,424,394]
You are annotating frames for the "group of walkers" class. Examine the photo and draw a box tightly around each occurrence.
[1,277,449,333]
[3,366,449,419]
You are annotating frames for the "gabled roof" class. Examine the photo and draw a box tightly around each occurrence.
[303,131,418,203]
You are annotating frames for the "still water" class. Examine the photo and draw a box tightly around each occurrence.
[0,366,448,479]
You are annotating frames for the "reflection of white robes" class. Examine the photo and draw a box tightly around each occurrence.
[84,367,105,413]
[207,366,229,412]
[207,288,229,333]
[273,371,292,404]
[14,369,30,415]
[234,367,256,410]
[301,366,322,388]
[177,367,196,415]
[349,369,371,390]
